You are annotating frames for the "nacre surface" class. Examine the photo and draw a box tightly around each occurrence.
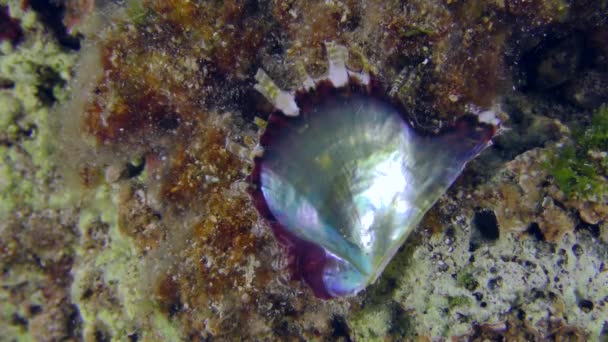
[250,46,499,298]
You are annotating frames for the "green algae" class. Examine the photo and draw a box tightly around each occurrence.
[546,104,608,198]
[448,295,471,309]
[125,0,154,25]
[578,104,608,152]
[456,268,479,291]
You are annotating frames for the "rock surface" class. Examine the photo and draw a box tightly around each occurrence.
[0,0,606,340]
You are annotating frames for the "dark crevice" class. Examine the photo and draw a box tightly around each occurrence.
[81,288,93,300]
[519,31,588,91]
[244,0,260,14]
[0,5,23,45]
[0,78,15,89]
[575,220,600,238]
[526,222,545,241]
[0,138,15,148]
[517,308,526,321]
[331,316,351,341]
[514,25,608,109]
[28,305,43,316]
[0,124,38,148]
[168,300,183,318]
[20,124,38,139]
[95,328,110,342]
[572,244,583,257]
[388,304,412,338]
[35,65,66,105]
[66,305,83,339]
[578,299,594,313]
[472,209,500,241]
[28,0,81,50]
[487,277,503,291]
[157,114,180,132]
[11,313,28,328]
[124,158,146,179]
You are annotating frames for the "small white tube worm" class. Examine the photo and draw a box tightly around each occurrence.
[254,69,300,116]
[325,41,349,88]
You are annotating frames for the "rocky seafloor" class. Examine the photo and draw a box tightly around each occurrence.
[0,0,607,341]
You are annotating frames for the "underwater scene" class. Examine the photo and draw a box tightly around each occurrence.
[0,0,607,340]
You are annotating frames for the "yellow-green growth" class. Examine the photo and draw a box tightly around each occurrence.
[0,0,77,218]
[348,305,391,342]
[71,184,184,341]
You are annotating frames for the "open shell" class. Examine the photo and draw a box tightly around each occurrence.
[249,43,501,298]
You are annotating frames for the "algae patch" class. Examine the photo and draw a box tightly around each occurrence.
[0,1,77,218]
[546,104,608,198]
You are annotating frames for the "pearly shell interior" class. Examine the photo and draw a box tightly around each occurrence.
[252,87,496,298]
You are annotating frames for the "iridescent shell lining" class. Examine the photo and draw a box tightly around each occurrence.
[249,43,500,298]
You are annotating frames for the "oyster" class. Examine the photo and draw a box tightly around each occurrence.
[250,43,500,298]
